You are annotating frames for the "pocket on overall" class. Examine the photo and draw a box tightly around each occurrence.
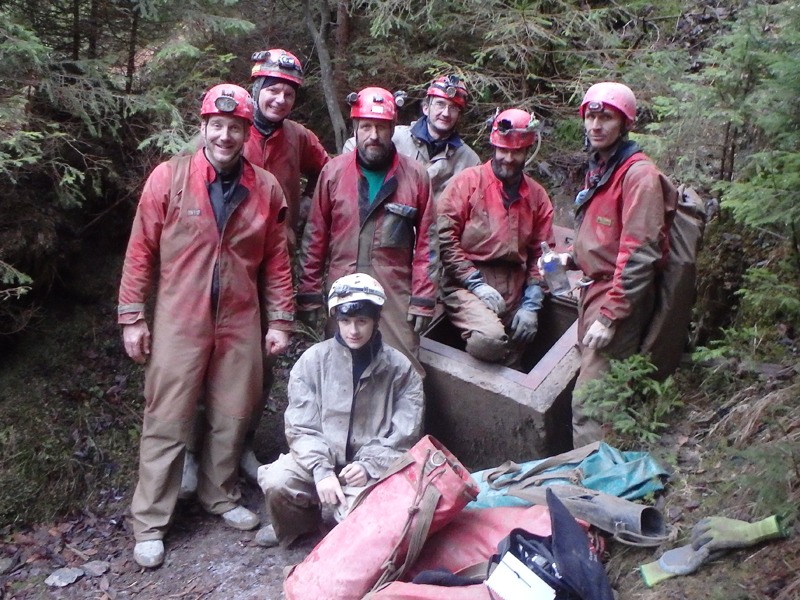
[381,202,418,248]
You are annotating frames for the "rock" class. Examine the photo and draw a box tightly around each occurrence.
[45,566,84,587]
[0,555,19,575]
[83,560,110,577]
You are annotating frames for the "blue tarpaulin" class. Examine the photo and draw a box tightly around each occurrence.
[469,442,670,510]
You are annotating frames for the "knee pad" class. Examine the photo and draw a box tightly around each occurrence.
[465,331,508,362]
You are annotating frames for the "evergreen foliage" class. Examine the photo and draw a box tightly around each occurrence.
[0,0,256,333]
[574,354,683,446]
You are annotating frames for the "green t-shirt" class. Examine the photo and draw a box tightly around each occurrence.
[360,165,389,204]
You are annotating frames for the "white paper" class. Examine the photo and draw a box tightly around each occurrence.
[485,551,557,600]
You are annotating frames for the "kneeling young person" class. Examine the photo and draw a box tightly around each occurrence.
[255,273,424,547]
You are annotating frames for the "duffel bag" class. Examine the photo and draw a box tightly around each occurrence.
[364,581,492,600]
[283,435,478,600]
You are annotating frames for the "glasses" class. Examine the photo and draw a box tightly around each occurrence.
[430,99,460,114]
[250,50,303,73]
[214,94,238,113]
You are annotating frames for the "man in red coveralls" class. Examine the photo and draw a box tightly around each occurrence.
[297,86,436,375]
[243,48,330,247]
[437,108,555,364]
[230,48,330,481]
[556,82,677,446]
[118,83,294,568]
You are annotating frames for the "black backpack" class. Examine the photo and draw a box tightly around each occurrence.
[489,489,615,600]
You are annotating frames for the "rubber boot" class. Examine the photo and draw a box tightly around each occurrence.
[511,483,668,546]
[239,440,262,483]
[178,450,199,500]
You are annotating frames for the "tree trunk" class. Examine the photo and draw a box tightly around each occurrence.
[87,0,99,59]
[305,0,347,152]
[125,2,139,94]
[72,0,81,60]
[334,0,350,109]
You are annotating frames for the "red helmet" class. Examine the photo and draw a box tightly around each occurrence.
[489,108,539,149]
[426,75,468,109]
[579,82,636,126]
[250,48,304,86]
[200,84,254,122]
[347,87,397,121]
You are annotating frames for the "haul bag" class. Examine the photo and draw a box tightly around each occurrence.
[408,505,556,579]
[283,435,478,600]
[364,581,492,600]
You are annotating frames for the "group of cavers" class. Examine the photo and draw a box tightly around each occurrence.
[117,47,682,570]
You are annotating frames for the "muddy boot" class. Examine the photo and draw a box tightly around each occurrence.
[239,443,262,483]
[178,451,199,500]
[134,540,165,568]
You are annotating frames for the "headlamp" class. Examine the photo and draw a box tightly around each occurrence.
[250,50,302,73]
[214,94,238,113]
[496,118,513,134]
[330,283,386,300]
[585,101,604,113]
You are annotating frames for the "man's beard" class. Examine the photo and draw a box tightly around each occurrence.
[358,141,394,169]
[491,157,523,183]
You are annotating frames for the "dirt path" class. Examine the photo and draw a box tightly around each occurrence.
[2,482,317,599]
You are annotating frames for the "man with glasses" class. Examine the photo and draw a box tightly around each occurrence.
[344,74,480,198]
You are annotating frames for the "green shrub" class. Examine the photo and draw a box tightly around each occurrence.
[574,354,683,447]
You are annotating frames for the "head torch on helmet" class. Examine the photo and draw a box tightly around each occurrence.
[329,283,387,302]
[200,84,254,122]
[579,82,637,126]
[214,94,238,113]
[433,75,461,98]
[250,48,304,86]
[489,108,540,149]
[327,273,386,316]
[347,87,402,121]
[427,74,469,109]
[251,50,303,73]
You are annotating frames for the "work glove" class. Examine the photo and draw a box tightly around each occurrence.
[640,515,786,588]
[472,283,506,315]
[640,544,713,587]
[691,515,785,553]
[407,313,432,334]
[511,309,538,343]
[582,319,615,349]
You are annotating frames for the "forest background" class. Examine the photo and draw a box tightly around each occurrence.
[0,0,798,598]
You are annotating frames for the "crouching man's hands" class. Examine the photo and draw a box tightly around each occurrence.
[316,474,346,506]
[511,309,538,343]
[339,462,368,487]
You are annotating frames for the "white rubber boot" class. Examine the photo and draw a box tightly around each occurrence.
[134,540,165,568]
[178,451,199,500]
[254,524,279,548]
[239,444,262,483]
[221,505,261,531]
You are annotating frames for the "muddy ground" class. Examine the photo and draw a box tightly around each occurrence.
[1,251,798,600]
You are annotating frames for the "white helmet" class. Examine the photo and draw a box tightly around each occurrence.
[327,273,386,317]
